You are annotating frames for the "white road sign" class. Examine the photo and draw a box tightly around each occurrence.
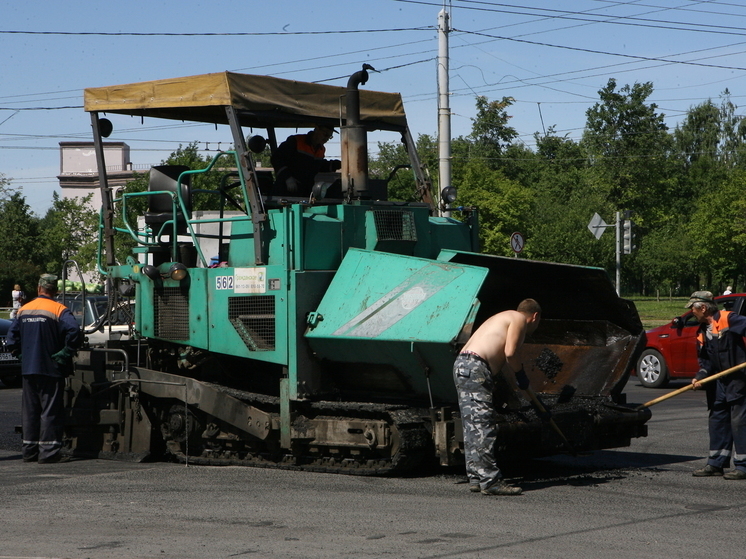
[510,232,524,254]
[588,212,608,240]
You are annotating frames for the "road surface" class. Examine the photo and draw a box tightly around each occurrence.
[0,378,742,559]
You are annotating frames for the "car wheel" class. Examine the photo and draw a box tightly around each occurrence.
[636,349,669,388]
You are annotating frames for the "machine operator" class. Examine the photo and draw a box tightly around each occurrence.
[271,125,341,197]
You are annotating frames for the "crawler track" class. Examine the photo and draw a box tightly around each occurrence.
[164,385,433,475]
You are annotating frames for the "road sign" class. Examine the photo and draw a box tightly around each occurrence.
[510,232,524,254]
[588,212,608,240]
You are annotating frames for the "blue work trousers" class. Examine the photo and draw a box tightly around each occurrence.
[707,383,746,473]
[22,375,65,461]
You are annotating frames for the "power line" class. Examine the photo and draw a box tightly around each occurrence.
[0,27,433,37]
[314,58,435,83]
[394,0,746,37]
[587,0,746,20]
[0,106,81,111]
[0,89,81,101]
[456,29,746,72]
[3,17,742,112]
[2,8,743,155]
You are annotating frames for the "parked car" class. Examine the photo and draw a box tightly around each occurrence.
[636,293,746,388]
[57,294,134,346]
[0,318,21,387]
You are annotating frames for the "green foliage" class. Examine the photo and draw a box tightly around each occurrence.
[634,224,696,294]
[364,81,746,295]
[5,74,746,302]
[369,134,438,202]
[0,183,42,302]
[468,96,518,165]
[526,179,613,267]
[38,192,99,277]
[454,159,531,256]
[582,79,674,218]
[369,139,416,202]
[688,170,746,285]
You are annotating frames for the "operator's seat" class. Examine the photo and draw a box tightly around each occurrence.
[144,165,192,235]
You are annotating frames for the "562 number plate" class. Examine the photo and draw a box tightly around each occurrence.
[215,276,234,290]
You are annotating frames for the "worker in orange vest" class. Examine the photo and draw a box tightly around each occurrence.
[271,126,341,196]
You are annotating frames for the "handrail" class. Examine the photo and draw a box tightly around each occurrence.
[100,150,260,269]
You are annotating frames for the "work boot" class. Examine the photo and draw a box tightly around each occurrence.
[481,481,522,496]
[22,454,38,463]
[469,484,481,493]
[38,454,69,464]
[692,465,724,477]
[723,469,746,480]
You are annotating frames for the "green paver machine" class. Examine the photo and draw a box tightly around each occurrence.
[65,67,650,473]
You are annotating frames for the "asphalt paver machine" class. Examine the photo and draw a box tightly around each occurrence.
[65,67,650,473]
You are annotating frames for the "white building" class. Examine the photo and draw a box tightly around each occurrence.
[57,141,136,208]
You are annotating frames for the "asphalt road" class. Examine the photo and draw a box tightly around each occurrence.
[0,378,743,559]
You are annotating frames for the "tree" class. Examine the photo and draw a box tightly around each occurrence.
[688,170,746,287]
[635,224,697,296]
[717,89,746,168]
[369,139,413,201]
[468,96,518,166]
[674,99,720,166]
[0,188,42,302]
[369,134,438,203]
[524,176,614,268]
[0,172,15,203]
[38,192,99,278]
[454,159,531,256]
[582,79,674,217]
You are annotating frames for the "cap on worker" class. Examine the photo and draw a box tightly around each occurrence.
[685,290,714,308]
[38,274,58,291]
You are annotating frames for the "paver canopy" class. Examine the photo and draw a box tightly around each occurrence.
[84,71,407,130]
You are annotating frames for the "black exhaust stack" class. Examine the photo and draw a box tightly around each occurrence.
[342,64,374,198]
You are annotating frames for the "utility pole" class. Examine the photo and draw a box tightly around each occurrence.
[588,211,629,296]
[615,211,621,296]
[437,7,451,217]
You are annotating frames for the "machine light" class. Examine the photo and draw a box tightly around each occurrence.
[441,186,457,205]
[247,135,267,154]
[168,263,188,281]
[98,118,113,138]
[142,265,160,281]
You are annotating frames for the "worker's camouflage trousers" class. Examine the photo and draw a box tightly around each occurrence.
[453,354,502,490]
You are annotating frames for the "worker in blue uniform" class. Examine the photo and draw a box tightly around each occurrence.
[7,274,82,464]
[688,291,746,480]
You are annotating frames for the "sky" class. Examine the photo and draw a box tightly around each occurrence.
[3,0,746,215]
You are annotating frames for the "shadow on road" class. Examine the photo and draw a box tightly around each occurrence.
[504,448,699,491]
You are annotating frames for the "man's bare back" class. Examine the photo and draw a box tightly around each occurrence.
[461,308,540,375]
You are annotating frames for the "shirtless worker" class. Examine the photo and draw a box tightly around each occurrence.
[453,298,542,496]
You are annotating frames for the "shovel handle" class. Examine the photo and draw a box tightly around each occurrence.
[523,385,577,457]
[636,361,746,410]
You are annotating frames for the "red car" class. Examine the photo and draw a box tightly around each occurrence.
[635,293,745,388]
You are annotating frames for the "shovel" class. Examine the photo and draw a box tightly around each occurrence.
[521,382,578,457]
[636,361,746,410]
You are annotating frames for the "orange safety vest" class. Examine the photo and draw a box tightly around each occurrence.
[293,133,325,160]
[697,310,732,346]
